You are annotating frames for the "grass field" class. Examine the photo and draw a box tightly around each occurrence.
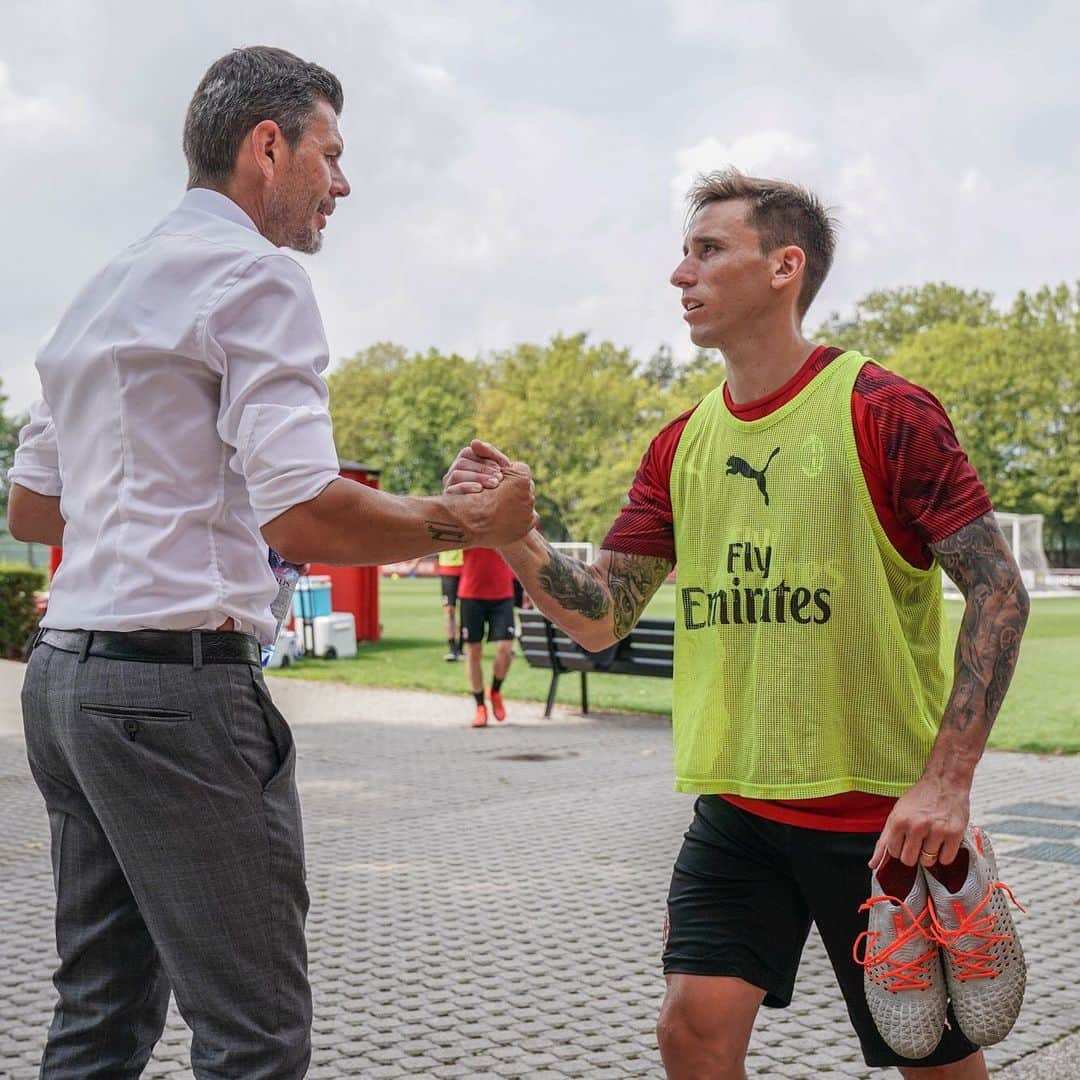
[274,577,1080,754]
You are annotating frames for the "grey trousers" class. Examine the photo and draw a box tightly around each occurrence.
[21,641,311,1079]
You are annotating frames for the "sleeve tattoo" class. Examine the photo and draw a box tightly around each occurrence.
[930,512,1030,734]
[535,544,671,638]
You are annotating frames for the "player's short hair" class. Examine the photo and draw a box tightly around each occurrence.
[183,46,343,187]
[685,169,837,316]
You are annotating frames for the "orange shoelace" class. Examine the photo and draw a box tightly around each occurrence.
[927,881,1026,982]
[853,894,939,993]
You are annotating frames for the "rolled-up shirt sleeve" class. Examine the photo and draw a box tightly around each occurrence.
[8,397,62,496]
[206,253,342,526]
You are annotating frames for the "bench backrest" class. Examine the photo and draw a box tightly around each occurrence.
[517,610,674,679]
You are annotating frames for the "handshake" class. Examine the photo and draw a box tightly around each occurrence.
[439,439,538,550]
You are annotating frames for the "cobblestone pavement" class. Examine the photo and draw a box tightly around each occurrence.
[0,664,1077,1078]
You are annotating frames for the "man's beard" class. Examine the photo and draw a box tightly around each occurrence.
[266,189,322,254]
[289,226,322,255]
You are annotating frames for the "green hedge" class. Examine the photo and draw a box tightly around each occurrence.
[0,563,47,659]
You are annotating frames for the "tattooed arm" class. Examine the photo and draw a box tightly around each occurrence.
[871,512,1030,869]
[933,512,1031,742]
[500,531,672,652]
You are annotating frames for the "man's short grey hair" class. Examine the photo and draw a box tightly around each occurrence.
[183,46,343,188]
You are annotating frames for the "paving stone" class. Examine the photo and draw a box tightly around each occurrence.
[0,673,1076,1078]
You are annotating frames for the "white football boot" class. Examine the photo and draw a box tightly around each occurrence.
[925,826,1026,1047]
[855,861,949,1059]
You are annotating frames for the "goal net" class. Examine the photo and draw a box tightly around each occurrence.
[997,513,1051,589]
[943,512,1050,591]
[550,541,594,564]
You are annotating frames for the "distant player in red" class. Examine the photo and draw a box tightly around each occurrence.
[459,547,516,727]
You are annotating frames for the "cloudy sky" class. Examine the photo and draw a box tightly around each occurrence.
[2,0,1076,413]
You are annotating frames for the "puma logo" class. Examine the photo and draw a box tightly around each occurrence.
[726,447,781,506]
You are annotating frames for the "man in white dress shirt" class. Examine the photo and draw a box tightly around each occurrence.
[7,46,536,1078]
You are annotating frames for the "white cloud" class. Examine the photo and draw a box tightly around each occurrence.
[671,131,818,213]
[959,168,988,197]
[666,0,789,47]
[0,61,89,139]
[407,61,455,89]
[383,2,528,54]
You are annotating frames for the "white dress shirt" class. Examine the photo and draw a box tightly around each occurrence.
[8,189,342,642]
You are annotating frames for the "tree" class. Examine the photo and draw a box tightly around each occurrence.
[815,283,998,359]
[888,323,1034,505]
[885,283,1079,564]
[1001,284,1079,564]
[380,350,479,494]
[641,345,676,390]
[475,334,654,544]
[326,342,408,470]
[320,277,1079,563]
[663,348,726,417]
[327,344,480,495]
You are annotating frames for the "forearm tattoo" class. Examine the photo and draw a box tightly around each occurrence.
[536,544,608,621]
[426,520,466,543]
[931,513,1030,734]
[607,552,672,639]
[535,543,671,638]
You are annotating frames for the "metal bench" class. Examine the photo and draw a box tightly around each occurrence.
[517,609,674,718]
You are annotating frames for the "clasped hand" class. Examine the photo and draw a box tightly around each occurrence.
[443,440,516,495]
[444,439,539,546]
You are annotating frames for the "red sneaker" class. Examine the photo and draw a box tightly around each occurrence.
[471,704,488,728]
[489,690,506,722]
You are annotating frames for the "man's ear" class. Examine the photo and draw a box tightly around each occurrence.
[770,244,806,296]
[248,119,283,182]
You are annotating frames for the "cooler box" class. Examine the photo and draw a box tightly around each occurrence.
[302,612,358,659]
[292,575,332,619]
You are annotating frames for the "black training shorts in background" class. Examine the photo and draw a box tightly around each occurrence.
[460,597,515,643]
[440,575,460,607]
[663,796,980,1069]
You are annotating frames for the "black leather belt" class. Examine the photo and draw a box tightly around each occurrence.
[38,628,261,667]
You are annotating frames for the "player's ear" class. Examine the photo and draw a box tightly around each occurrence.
[770,244,805,295]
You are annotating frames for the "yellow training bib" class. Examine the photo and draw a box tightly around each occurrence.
[669,351,950,798]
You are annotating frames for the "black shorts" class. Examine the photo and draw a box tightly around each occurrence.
[440,575,460,607]
[663,797,980,1069]
[460,597,515,643]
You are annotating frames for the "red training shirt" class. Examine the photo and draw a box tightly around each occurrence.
[602,346,992,832]
[459,547,516,601]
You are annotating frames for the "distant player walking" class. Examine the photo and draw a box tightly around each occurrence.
[437,548,464,660]
[446,171,1029,1077]
[458,547,516,727]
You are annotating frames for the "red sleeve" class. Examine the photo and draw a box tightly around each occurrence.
[600,407,696,562]
[852,363,993,569]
